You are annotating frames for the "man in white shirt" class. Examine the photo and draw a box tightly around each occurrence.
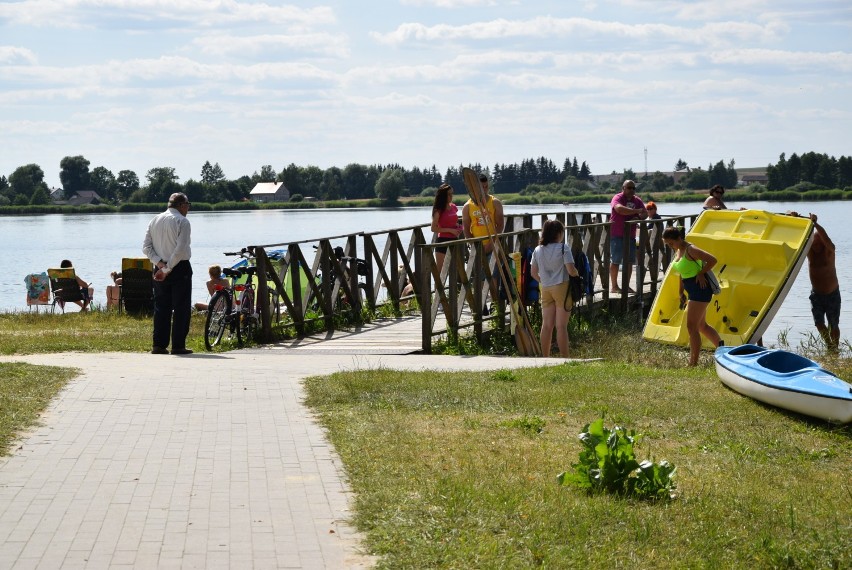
[143,192,193,355]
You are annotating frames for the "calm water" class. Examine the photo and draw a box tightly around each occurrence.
[4,201,848,348]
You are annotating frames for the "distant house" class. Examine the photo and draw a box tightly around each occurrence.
[49,188,65,202]
[65,190,102,206]
[740,174,769,186]
[249,182,290,203]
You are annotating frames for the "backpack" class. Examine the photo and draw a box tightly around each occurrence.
[521,247,539,305]
[572,249,593,304]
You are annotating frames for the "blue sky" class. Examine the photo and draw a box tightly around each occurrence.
[1,0,850,188]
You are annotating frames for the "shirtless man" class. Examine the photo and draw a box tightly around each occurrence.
[790,212,840,349]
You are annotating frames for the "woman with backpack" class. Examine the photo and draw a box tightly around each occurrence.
[531,219,580,358]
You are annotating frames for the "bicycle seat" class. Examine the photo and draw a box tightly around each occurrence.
[242,266,258,277]
[222,268,242,278]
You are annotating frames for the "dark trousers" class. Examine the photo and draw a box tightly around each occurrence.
[153,260,193,350]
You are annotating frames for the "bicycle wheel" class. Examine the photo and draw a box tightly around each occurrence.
[204,290,231,350]
[236,287,257,346]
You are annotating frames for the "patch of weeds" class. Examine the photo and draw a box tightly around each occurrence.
[502,414,546,435]
[557,416,677,501]
[489,370,517,383]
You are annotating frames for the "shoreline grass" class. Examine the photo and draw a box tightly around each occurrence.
[304,334,852,568]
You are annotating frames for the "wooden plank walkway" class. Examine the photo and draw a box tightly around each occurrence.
[260,280,655,356]
[263,315,424,355]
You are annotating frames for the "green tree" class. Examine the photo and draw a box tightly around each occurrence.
[201,161,226,185]
[375,168,405,204]
[29,185,51,205]
[300,165,324,198]
[685,169,710,189]
[709,160,729,187]
[321,167,343,200]
[649,171,673,192]
[59,155,91,197]
[254,165,277,183]
[814,157,836,188]
[675,159,689,171]
[90,166,117,202]
[9,164,47,201]
[279,163,303,196]
[145,167,181,203]
[342,163,370,199]
[183,179,206,203]
[116,170,140,202]
[726,159,738,188]
[837,156,852,188]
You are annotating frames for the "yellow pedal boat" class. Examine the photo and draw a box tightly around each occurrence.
[643,209,814,348]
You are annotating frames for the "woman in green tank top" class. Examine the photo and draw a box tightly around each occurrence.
[662,226,722,366]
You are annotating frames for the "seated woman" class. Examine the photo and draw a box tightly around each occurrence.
[703,185,727,210]
[194,265,230,311]
[59,259,93,311]
[106,271,122,309]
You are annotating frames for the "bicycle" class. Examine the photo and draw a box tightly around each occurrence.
[204,264,259,349]
[307,245,369,315]
[204,249,284,350]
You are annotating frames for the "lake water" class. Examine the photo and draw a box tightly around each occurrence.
[4,201,848,349]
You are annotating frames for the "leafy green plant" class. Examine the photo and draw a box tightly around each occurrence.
[502,414,546,435]
[490,370,518,383]
[557,417,677,500]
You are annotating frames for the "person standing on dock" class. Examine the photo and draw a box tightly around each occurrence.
[609,180,648,294]
[431,183,462,271]
[143,192,194,355]
[462,173,504,255]
[789,212,840,350]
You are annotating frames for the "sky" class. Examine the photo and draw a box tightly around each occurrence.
[1,0,850,188]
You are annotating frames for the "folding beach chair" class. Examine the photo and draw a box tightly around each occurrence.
[120,257,154,315]
[24,272,52,312]
[47,267,87,313]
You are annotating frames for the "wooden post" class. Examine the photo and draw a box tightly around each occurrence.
[254,247,272,342]
[419,243,432,354]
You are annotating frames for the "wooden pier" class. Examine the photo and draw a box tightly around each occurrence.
[241,210,699,353]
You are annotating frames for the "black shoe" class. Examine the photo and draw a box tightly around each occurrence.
[151,346,168,354]
[171,348,193,355]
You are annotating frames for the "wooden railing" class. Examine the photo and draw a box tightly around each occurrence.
[240,210,700,349]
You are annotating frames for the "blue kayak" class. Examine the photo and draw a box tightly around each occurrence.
[714,344,852,423]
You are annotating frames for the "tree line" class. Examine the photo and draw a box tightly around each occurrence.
[2,152,848,208]
[766,152,852,191]
[0,155,594,206]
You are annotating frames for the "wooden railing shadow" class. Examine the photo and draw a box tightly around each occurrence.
[238,210,700,351]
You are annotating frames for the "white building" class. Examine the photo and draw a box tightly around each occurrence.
[249,182,290,203]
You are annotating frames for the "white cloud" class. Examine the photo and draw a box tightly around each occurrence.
[370,16,785,47]
[400,0,500,6]
[192,33,350,59]
[0,56,337,86]
[0,45,37,64]
[0,0,335,29]
[709,49,852,72]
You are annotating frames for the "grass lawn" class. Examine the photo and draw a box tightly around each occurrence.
[0,310,210,355]
[0,363,79,455]
[304,356,851,568]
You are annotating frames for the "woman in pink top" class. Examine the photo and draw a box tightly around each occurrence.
[431,183,462,271]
